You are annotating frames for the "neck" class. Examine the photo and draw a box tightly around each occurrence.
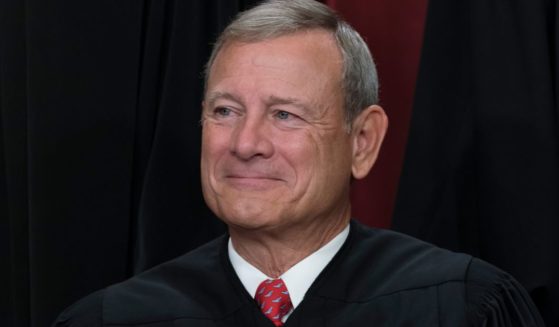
[229,207,351,278]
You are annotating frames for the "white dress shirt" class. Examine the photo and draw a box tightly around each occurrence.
[228,224,350,314]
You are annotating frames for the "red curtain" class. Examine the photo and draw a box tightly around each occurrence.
[326,0,428,227]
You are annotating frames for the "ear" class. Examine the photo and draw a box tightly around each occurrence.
[350,105,388,179]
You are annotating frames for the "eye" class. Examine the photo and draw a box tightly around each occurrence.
[274,110,292,120]
[214,107,232,117]
[272,109,306,128]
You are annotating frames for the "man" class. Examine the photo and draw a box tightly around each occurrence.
[54,0,544,326]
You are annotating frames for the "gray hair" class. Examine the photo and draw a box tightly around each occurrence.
[204,0,379,127]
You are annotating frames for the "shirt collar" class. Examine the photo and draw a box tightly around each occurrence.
[228,224,350,308]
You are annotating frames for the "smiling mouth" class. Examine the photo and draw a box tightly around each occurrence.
[224,175,283,190]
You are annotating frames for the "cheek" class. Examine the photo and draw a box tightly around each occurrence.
[201,125,233,214]
[311,132,353,185]
[277,131,322,189]
[202,124,230,157]
[201,125,230,183]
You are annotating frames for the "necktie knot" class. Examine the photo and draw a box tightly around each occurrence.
[255,278,293,326]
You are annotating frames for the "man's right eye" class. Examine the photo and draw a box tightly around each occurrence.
[214,107,232,116]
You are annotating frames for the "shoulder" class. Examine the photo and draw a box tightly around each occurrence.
[319,221,544,325]
[53,235,234,326]
[464,258,545,326]
[104,236,231,322]
[332,221,473,298]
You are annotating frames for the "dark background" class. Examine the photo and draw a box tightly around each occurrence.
[1,0,557,326]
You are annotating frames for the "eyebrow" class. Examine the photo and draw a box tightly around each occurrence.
[265,95,311,114]
[205,91,242,108]
[268,95,324,121]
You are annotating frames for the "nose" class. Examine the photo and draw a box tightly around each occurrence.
[230,115,274,160]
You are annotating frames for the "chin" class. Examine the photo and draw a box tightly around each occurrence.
[224,208,272,227]
[218,205,283,231]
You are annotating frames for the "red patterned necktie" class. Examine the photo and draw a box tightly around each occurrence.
[254,278,293,326]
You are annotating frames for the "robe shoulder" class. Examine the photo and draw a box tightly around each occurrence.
[309,221,544,326]
[52,235,238,326]
[465,257,545,326]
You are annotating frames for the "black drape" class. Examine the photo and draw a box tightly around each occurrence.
[0,1,260,326]
[392,0,559,325]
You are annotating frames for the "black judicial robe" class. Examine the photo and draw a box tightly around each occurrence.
[53,221,544,326]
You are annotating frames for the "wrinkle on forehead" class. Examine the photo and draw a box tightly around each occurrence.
[208,29,343,87]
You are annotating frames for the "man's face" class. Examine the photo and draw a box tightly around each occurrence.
[201,29,355,233]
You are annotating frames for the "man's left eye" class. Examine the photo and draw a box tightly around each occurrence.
[275,111,291,120]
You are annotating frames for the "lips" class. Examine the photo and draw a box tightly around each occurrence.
[224,166,283,180]
[223,174,284,190]
[227,173,280,179]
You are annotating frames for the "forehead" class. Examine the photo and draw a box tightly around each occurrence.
[206,29,343,97]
